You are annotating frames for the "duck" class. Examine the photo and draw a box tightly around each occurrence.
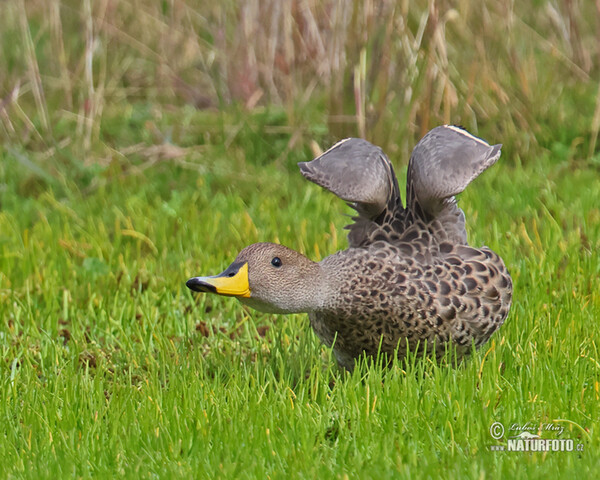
[186,125,513,371]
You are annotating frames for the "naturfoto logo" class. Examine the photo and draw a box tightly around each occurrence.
[489,421,585,452]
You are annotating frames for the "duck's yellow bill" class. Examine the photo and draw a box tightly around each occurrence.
[186,262,251,298]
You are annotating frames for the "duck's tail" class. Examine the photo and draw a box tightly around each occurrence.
[298,138,403,247]
[406,125,502,245]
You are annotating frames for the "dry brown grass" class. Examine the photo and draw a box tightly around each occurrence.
[1,0,599,163]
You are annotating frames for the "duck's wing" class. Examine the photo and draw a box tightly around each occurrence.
[406,125,502,245]
[298,138,404,247]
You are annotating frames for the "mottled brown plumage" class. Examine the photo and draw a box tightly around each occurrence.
[187,125,512,371]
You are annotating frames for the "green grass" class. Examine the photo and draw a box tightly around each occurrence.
[1,0,600,478]
[1,107,599,477]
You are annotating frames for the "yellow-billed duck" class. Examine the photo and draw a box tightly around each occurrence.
[187,125,513,370]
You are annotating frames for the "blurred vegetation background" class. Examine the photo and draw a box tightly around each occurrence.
[1,0,599,183]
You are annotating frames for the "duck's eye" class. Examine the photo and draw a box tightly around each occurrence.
[271,257,282,268]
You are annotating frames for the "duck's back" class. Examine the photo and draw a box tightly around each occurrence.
[313,241,512,370]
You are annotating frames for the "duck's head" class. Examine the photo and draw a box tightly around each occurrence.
[186,242,325,314]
